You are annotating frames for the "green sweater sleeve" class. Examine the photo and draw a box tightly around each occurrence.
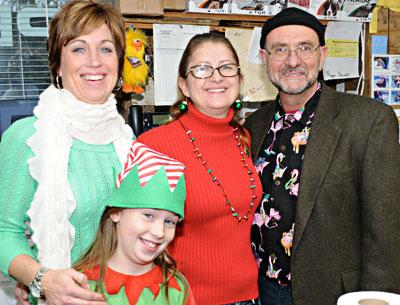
[0,117,37,275]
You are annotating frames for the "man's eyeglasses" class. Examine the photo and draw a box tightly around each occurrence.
[265,44,321,61]
[185,64,240,79]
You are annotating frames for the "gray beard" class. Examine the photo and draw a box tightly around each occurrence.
[267,65,319,95]
[271,78,315,95]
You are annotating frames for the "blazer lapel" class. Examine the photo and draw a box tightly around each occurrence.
[293,84,342,252]
[250,103,275,161]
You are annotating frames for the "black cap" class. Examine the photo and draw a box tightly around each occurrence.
[260,7,325,49]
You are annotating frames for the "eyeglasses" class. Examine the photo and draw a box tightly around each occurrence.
[185,64,240,79]
[265,44,321,61]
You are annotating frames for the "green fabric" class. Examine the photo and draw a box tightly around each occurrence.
[107,164,186,218]
[0,116,126,275]
[87,275,187,305]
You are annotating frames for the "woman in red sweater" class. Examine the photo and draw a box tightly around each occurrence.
[138,32,262,305]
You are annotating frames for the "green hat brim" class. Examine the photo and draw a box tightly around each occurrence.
[107,165,186,219]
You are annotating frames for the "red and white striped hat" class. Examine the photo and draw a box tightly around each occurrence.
[107,141,186,218]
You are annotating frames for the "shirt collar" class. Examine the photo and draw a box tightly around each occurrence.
[274,83,322,126]
[84,265,181,304]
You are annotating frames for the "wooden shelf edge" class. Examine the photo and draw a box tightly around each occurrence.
[124,10,329,26]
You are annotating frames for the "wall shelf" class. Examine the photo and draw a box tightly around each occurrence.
[125,10,329,30]
[124,11,270,30]
[124,10,329,31]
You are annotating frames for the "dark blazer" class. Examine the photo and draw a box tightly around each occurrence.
[244,83,400,305]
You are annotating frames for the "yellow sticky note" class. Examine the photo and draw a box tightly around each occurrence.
[326,39,358,58]
[378,0,388,7]
[389,0,400,12]
[370,7,379,33]
[379,0,400,11]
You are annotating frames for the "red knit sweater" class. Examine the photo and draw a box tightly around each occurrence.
[138,104,262,305]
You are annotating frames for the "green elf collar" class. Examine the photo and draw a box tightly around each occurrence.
[84,265,181,304]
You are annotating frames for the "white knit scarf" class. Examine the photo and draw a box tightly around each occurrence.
[26,85,133,269]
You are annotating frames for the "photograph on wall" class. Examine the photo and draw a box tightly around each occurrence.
[287,0,311,10]
[268,0,288,14]
[309,0,376,22]
[187,0,230,13]
[340,0,377,22]
[373,90,389,104]
[230,0,283,15]
[230,0,269,15]
[374,75,389,89]
[309,0,343,20]
[371,54,400,105]
[373,56,389,70]
[390,90,400,104]
[389,56,400,72]
[392,75,400,89]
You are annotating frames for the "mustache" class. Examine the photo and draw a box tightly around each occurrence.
[280,66,307,75]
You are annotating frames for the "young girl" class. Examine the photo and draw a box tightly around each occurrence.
[74,141,195,305]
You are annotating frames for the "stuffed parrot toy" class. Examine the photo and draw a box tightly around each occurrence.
[122,28,149,94]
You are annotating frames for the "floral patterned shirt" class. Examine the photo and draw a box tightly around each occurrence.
[251,88,321,285]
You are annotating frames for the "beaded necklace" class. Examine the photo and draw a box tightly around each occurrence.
[178,119,257,222]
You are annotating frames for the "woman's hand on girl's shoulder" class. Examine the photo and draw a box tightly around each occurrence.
[41,268,107,305]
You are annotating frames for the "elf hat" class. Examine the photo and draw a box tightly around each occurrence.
[107,141,186,218]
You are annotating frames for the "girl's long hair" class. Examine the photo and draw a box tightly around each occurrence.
[73,207,189,305]
[170,32,250,153]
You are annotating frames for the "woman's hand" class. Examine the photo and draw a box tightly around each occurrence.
[41,268,107,305]
[14,282,30,305]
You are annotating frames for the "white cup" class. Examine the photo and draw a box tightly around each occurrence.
[358,299,389,305]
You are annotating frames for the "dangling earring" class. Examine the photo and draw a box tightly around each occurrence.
[56,75,62,89]
[178,98,188,113]
[232,99,243,110]
[114,77,122,91]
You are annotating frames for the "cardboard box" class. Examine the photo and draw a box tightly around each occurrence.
[119,0,164,16]
[389,10,400,54]
[164,0,186,10]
